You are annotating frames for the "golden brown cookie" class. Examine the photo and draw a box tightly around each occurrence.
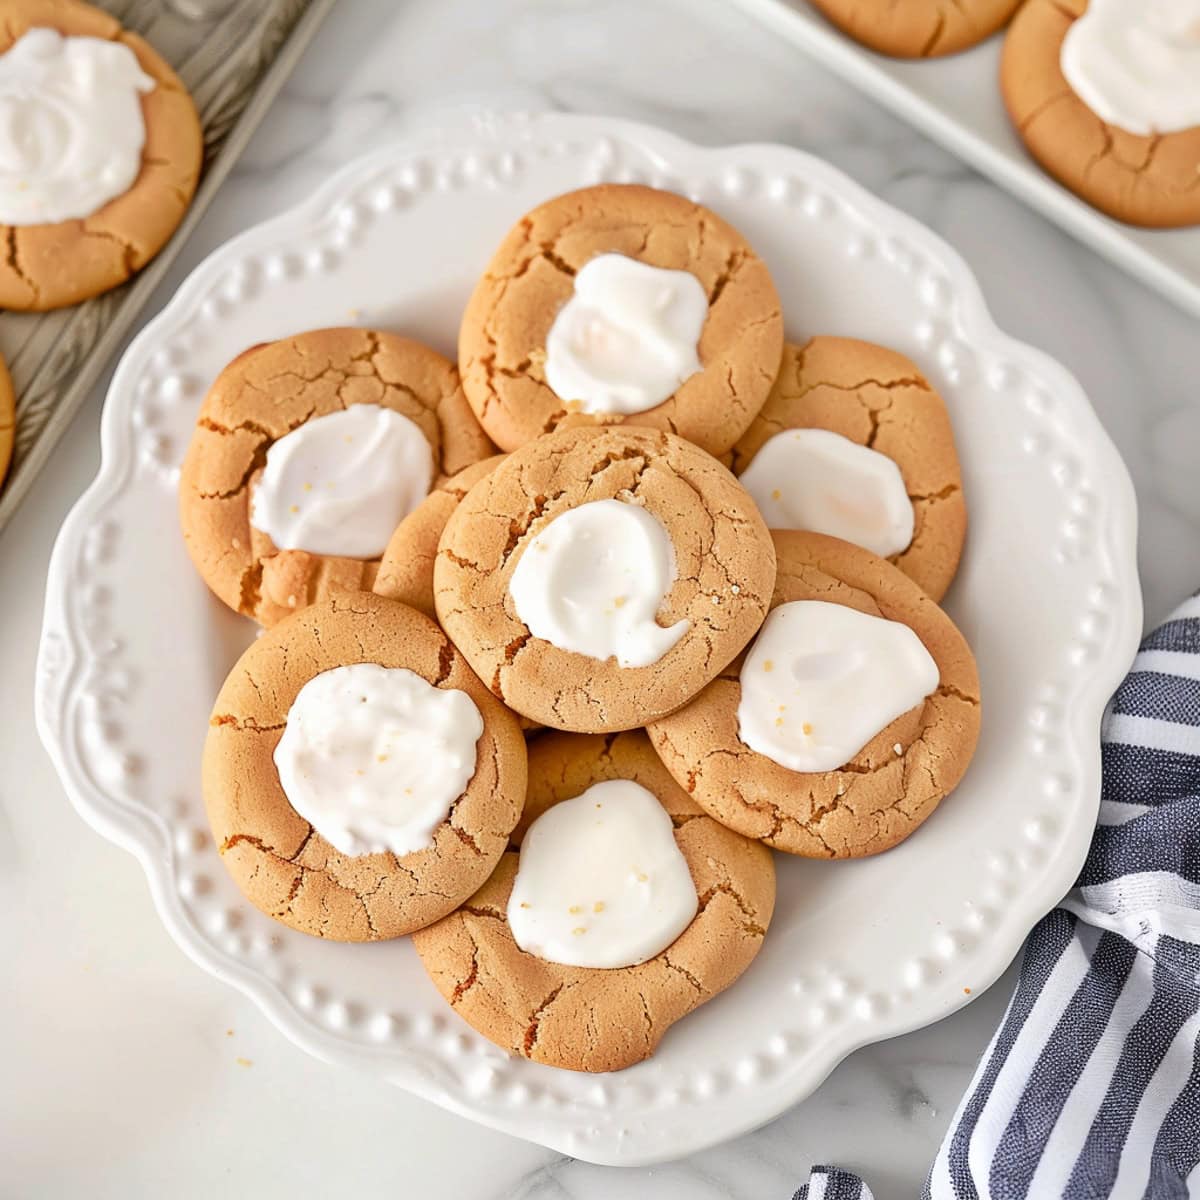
[1001,0,1200,228]
[0,352,13,489]
[0,0,203,311]
[374,455,505,619]
[203,592,527,942]
[809,0,1020,56]
[458,183,783,456]
[374,453,542,737]
[434,426,777,733]
[412,729,775,1072]
[180,328,495,627]
[648,531,980,858]
[729,338,966,602]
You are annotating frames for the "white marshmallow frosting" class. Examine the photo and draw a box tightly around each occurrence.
[0,29,155,225]
[250,404,434,560]
[507,780,698,969]
[508,498,690,668]
[544,253,708,415]
[273,663,484,858]
[737,600,939,773]
[739,428,914,558]
[1060,0,1200,136]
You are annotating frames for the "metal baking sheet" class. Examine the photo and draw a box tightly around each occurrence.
[0,0,336,532]
[730,0,1200,323]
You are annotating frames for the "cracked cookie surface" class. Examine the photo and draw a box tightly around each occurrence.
[412,729,775,1072]
[179,327,495,627]
[374,454,505,619]
[647,530,981,858]
[0,0,203,311]
[203,592,527,942]
[457,183,783,456]
[729,337,966,602]
[808,0,1020,57]
[433,425,777,733]
[0,351,12,488]
[1001,0,1200,228]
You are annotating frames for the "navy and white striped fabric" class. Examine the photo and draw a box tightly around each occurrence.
[793,1165,876,1199]
[792,595,1200,1200]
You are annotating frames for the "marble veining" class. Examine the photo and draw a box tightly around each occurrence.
[3,1,1197,1198]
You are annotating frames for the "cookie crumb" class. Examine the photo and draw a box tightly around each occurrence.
[963,987,971,995]
[572,926,586,936]
[763,659,774,672]
[235,1057,252,1068]
[568,905,582,914]
[593,901,605,913]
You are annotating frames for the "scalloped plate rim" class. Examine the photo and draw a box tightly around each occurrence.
[35,110,1142,1166]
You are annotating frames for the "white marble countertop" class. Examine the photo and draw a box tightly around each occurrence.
[3,1,1198,1197]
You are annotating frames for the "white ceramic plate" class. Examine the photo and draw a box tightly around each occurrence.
[35,111,1142,1166]
[730,0,1200,322]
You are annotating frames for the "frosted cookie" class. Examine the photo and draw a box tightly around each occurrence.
[1001,0,1200,228]
[180,328,495,627]
[458,184,783,457]
[374,455,505,619]
[434,426,776,733]
[203,592,527,942]
[648,531,980,858]
[730,338,966,601]
[0,352,13,488]
[0,0,203,311]
[808,0,1020,56]
[412,729,775,1072]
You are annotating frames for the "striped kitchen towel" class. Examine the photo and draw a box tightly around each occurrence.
[793,594,1200,1200]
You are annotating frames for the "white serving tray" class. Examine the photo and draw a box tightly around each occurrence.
[35,111,1141,1166]
[731,0,1200,321]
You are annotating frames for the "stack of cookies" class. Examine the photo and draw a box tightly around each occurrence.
[180,183,982,1074]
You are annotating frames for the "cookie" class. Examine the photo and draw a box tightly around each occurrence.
[458,183,783,457]
[412,729,775,1072]
[374,453,542,736]
[180,328,495,627]
[648,531,981,858]
[0,0,203,311]
[0,352,13,489]
[808,0,1020,56]
[374,455,505,619]
[729,338,966,602]
[1001,0,1200,229]
[203,592,527,942]
[434,425,776,733]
